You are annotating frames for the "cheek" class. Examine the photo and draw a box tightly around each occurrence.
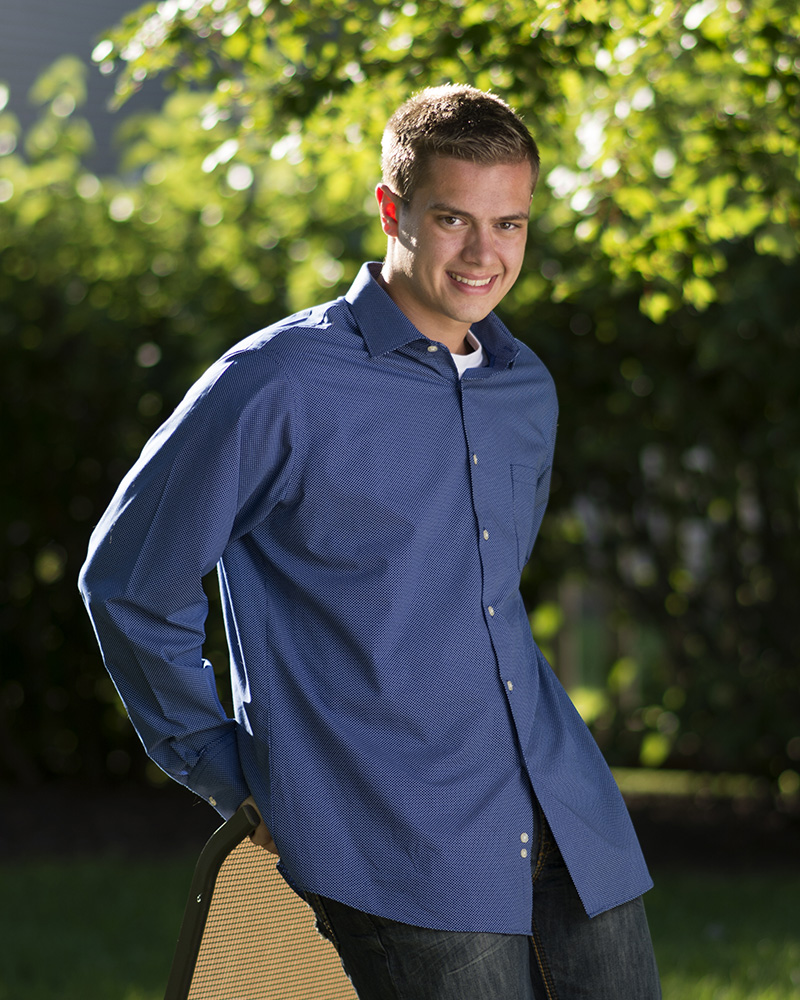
[415,244,451,280]
[504,244,527,278]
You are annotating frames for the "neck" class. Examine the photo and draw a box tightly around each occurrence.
[449,332,473,356]
[376,269,473,355]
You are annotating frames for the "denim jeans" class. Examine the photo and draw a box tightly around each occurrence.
[304,819,661,1000]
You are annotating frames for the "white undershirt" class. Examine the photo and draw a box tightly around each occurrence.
[451,329,488,378]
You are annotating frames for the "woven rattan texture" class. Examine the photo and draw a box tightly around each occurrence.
[185,837,357,999]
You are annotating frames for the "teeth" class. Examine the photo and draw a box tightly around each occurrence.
[449,273,493,287]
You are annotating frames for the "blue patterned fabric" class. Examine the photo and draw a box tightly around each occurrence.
[79,262,652,932]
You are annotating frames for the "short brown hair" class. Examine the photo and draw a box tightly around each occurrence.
[381,84,540,202]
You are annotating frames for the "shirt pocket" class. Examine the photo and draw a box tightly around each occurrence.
[510,463,541,571]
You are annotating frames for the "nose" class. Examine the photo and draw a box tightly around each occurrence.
[462,224,499,266]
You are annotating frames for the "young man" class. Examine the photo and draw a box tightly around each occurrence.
[80,86,660,998]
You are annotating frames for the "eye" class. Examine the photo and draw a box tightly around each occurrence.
[438,215,464,227]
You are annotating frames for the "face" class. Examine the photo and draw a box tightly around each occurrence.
[377,156,534,351]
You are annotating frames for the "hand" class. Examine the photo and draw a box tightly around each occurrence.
[241,795,279,855]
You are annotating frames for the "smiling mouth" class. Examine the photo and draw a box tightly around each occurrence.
[448,272,495,288]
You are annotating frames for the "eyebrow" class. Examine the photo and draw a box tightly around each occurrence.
[428,201,531,223]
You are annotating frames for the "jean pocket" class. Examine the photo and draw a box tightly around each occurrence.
[303,891,341,951]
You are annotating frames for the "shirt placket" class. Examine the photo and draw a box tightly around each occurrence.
[459,370,538,871]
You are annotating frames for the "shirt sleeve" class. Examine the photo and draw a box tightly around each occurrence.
[78,350,297,817]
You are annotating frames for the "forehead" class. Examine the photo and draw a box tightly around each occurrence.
[411,156,534,214]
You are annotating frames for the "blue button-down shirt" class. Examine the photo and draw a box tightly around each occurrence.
[79,263,652,932]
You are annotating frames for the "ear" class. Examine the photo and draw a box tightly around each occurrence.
[376,184,401,236]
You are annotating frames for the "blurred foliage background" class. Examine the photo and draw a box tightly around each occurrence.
[1,0,799,802]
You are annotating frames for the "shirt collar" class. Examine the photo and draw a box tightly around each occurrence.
[345,262,520,370]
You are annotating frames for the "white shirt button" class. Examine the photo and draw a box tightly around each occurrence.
[521,832,529,843]
[521,848,528,858]
[209,797,217,807]
[488,606,495,616]
[427,344,439,353]
[506,680,513,692]
[473,454,478,464]
[483,529,489,540]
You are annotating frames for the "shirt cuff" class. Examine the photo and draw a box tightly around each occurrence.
[186,729,250,819]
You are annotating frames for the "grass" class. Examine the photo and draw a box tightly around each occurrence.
[646,870,800,1000]
[0,855,193,1000]
[612,767,773,801]
[0,856,798,999]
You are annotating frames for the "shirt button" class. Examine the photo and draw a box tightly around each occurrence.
[521,848,528,858]
[473,454,478,464]
[506,680,513,692]
[209,797,217,807]
[521,832,529,843]
[488,606,495,616]
[483,529,489,540]
[427,344,439,353]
